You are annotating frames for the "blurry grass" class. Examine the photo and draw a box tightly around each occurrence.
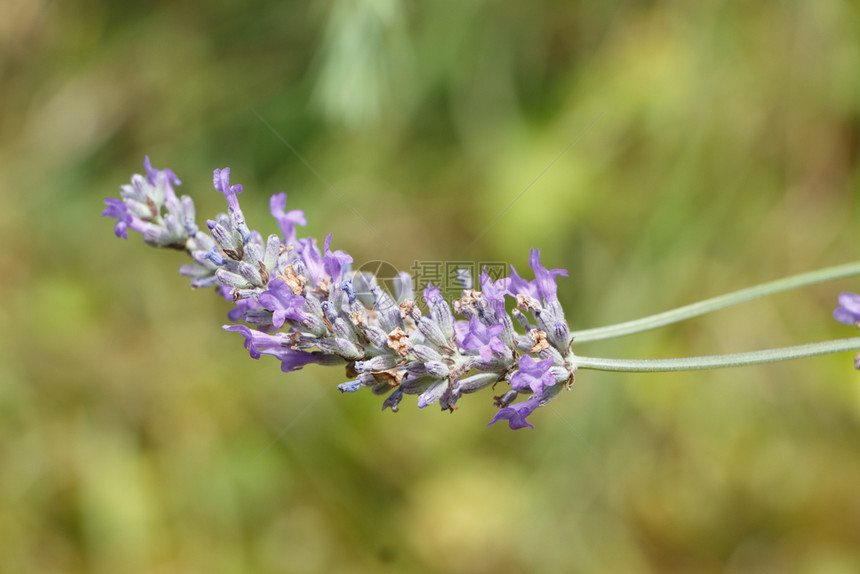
[1,0,860,573]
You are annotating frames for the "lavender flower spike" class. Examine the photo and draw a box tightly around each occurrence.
[105,159,581,430]
[834,292,860,326]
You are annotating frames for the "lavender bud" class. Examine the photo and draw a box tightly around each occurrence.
[382,389,404,412]
[537,382,564,405]
[439,389,458,411]
[320,301,338,324]
[400,375,440,394]
[204,247,225,266]
[453,372,499,394]
[296,314,329,337]
[496,389,519,408]
[552,321,571,351]
[243,242,264,270]
[411,344,442,363]
[372,381,394,395]
[512,335,530,353]
[207,220,240,259]
[338,380,363,393]
[499,314,516,348]
[429,299,454,339]
[191,275,218,288]
[242,311,275,325]
[354,354,397,373]
[215,268,250,289]
[343,280,357,304]
[362,325,389,350]
[417,317,448,348]
[550,366,572,385]
[181,196,198,235]
[162,213,185,242]
[539,345,566,366]
[179,263,212,278]
[263,234,280,270]
[405,362,428,376]
[331,317,357,342]
[425,361,449,379]
[191,231,216,253]
[372,286,396,310]
[417,380,448,409]
[512,308,533,331]
[237,261,263,287]
[315,337,362,359]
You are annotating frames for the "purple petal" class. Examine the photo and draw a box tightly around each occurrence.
[102,198,132,240]
[213,167,243,212]
[322,233,353,284]
[480,269,508,316]
[529,248,568,302]
[507,264,537,299]
[297,238,325,284]
[488,395,541,430]
[279,349,320,372]
[838,292,860,314]
[510,355,555,395]
[834,307,860,325]
[270,192,306,245]
[258,278,306,328]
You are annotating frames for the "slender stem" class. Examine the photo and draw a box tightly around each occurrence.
[570,261,860,342]
[573,337,860,372]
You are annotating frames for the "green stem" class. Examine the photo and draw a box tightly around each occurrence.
[573,337,860,372]
[571,261,860,343]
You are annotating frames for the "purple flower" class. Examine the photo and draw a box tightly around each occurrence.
[506,249,568,303]
[834,292,860,325]
[529,248,568,303]
[143,156,181,188]
[102,198,132,239]
[258,278,307,328]
[479,268,509,317]
[227,296,264,322]
[459,316,506,361]
[488,394,541,430]
[269,192,306,245]
[224,324,319,372]
[278,348,323,373]
[213,167,243,213]
[507,264,538,299]
[223,324,284,359]
[510,355,555,396]
[297,238,325,284]
[322,233,353,284]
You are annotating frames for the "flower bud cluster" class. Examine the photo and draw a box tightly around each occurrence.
[104,159,577,429]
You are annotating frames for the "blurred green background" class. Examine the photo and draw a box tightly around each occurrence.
[2,1,860,572]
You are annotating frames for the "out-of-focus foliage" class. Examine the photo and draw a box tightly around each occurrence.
[2,0,860,572]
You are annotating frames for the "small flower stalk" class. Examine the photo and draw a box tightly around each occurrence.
[104,159,860,430]
[104,158,577,429]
